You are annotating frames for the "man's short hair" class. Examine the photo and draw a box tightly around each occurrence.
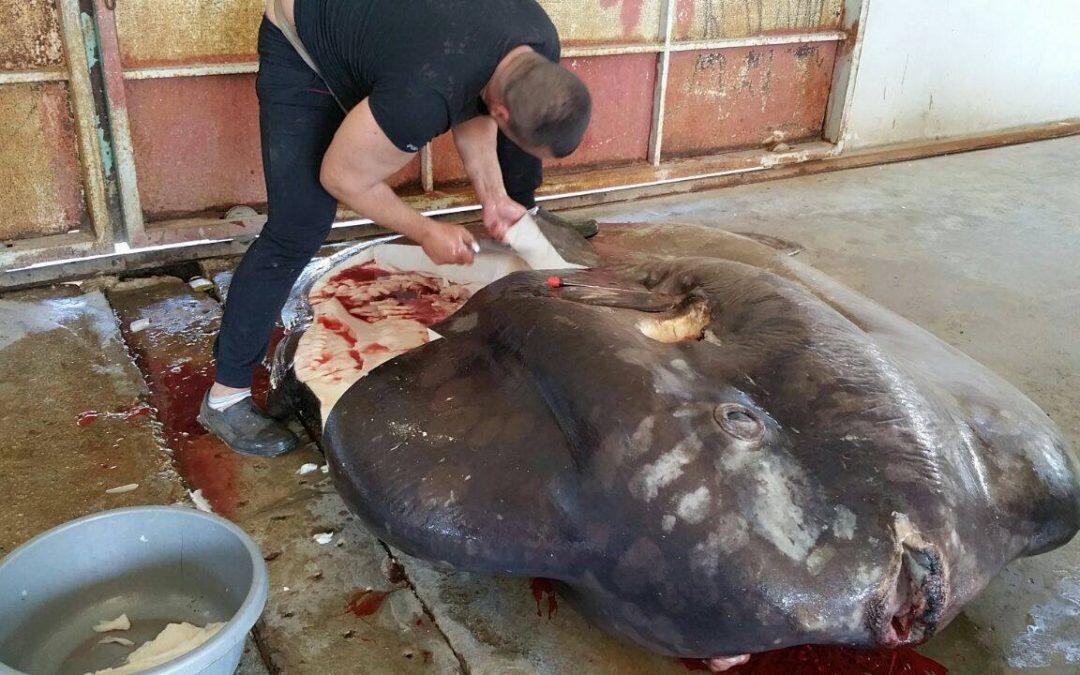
[503,55,591,158]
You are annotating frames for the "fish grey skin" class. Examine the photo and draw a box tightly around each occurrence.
[280,224,1080,660]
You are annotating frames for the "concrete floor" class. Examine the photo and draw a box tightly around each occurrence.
[1,136,1077,673]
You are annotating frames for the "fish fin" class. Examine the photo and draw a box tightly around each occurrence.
[732,232,804,256]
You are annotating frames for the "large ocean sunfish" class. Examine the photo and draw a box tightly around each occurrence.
[272,224,1079,662]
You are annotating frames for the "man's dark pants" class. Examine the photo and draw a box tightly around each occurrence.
[214,19,542,388]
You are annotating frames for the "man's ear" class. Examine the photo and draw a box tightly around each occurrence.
[489,103,511,125]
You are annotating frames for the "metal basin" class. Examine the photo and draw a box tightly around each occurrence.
[0,506,267,675]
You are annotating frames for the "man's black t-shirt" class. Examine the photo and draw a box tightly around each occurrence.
[295,0,560,153]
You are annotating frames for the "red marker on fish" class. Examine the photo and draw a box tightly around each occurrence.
[546,276,633,293]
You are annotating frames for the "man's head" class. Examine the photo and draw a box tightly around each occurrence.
[489,52,591,159]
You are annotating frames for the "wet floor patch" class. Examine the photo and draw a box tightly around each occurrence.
[0,286,182,555]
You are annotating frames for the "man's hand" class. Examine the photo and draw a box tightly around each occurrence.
[482,197,527,241]
[452,117,527,241]
[420,221,476,265]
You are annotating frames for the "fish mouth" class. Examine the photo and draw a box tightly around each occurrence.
[867,513,948,647]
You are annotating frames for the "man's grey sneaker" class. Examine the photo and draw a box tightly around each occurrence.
[198,393,299,457]
[535,207,599,239]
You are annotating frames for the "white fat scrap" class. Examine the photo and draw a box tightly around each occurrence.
[89,621,225,674]
[374,242,531,290]
[188,489,213,513]
[500,212,584,270]
[93,614,131,632]
[98,637,134,646]
[296,463,319,475]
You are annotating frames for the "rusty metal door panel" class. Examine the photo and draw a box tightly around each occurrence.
[661,42,836,157]
[672,0,843,40]
[0,1,65,71]
[430,53,656,184]
[113,0,261,67]
[540,0,663,44]
[0,83,87,240]
[550,53,656,169]
[125,75,421,223]
[125,76,265,220]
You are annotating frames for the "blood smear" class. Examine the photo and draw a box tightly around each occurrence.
[529,578,559,619]
[679,645,947,674]
[314,264,469,327]
[316,316,365,368]
[347,589,389,617]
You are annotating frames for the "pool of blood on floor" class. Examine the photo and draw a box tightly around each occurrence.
[679,644,947,674]
[118,320,249,517]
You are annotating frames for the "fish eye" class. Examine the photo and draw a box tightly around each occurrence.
[713,403,764,442]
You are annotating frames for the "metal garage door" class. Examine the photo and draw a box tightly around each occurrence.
[2,0,865,267]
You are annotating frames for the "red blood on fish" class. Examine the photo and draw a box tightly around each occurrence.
[363,342,389,354]
[317,316,352,337]
[330,263,391,284]
[349,347,365,367]
[316,316,365,368]
[76,411,100,426]
[398,297,447,325]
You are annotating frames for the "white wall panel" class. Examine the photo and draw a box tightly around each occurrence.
[844,0,1080,149]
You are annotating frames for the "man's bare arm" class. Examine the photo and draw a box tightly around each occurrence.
[452,115,525,239]
[321,100,474,264]
[452,115,506,204]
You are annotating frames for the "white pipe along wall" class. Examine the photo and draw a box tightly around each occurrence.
[842,0,1080,149]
